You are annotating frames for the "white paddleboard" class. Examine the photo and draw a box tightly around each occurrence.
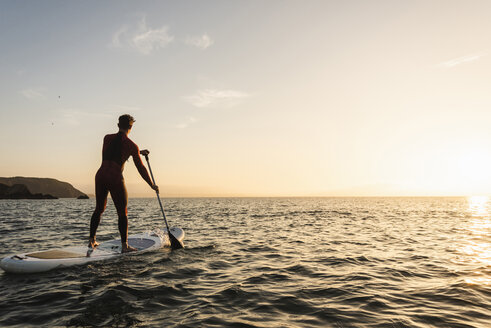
[0,227,184,274]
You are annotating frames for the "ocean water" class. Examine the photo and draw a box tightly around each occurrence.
[0,197,489,328]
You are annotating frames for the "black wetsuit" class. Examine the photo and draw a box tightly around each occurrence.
[89,132,152,245]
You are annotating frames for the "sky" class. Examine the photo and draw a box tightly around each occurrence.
[1,0,491,197]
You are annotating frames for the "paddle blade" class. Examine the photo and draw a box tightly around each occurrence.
[169,232,184,250]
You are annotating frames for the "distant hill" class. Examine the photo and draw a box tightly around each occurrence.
[0,177,88,198]
[0,183,58,199]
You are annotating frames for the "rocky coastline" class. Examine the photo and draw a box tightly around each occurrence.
[0,183,58,199]
[0,177,89,199]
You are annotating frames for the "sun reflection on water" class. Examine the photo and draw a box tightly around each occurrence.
[468,196,490,217]
[463,196,490,285]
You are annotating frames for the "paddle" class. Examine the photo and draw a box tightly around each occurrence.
[140,150,184,250]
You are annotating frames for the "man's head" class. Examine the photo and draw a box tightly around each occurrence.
[118,114,135,131]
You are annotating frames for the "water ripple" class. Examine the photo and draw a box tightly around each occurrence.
[0,197,490,327]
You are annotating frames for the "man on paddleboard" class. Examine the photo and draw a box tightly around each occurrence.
[88,114,159,253]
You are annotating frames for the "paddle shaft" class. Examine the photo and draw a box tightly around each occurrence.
[143,155,171,232]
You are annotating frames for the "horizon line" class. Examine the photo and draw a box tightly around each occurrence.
[91,195,487,199]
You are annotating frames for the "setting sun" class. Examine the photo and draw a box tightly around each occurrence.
[1,2,491,327]
[1,2,491,197]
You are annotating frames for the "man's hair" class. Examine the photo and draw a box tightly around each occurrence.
[118,114,135,129]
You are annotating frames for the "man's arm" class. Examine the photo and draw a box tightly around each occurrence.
[132,146,154,187]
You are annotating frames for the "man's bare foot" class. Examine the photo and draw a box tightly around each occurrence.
[88,238,100,249]
[122,245,137,253]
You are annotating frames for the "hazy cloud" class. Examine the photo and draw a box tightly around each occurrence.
[437,53,486,68]
[20,88,45,100]
[57,107,140,126]
[132,27,174,55]
[185,89,250,108]
[176,116,198,129]
[185,34,214,49]
[111,26,128,48]
[111,16,174,54]
[57,109,112,126]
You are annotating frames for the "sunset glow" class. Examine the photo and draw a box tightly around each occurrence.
[1,1,490,197]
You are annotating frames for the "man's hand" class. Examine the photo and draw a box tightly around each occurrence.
[140,149,150,156]
[151,184,159,193]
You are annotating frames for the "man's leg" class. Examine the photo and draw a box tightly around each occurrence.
[111,178,136,253]
[89,178,108,248]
